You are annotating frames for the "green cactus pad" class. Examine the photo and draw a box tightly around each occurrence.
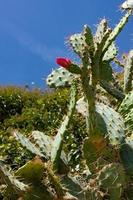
[100,61,113,81]
[61,175,84,199]
[120,136,133,175]
[69,33,88,59]
[94,18,112,58]
[32,131,52,159]
[102,10,132,56]
[97,163,126,200]
[32,132,69,174]
[0,160,29,194]
[102,42,117,62]
[83,137,106,168]
[119,91,133,131]
[94,19,109,45]
[13,130,45,158]
[96,103,125,145]
[46,67,75,88]
[82,25,95,57]
[76,98,125,146]
[69,26,94,60]
[16,157,45,184]
[100,80,125,101]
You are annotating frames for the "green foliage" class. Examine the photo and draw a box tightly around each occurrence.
[0,86,69,168]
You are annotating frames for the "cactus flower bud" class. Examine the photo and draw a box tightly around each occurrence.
[56,57,72,69]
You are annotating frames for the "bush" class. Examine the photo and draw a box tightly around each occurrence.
[0,86,69,168]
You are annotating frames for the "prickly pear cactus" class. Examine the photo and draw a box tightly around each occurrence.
[1,2,133,200]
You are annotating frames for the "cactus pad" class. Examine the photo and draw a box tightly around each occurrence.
[13,130,45,158]
[119,91,133,131]
[46,67,75,88]
[0,160,29,196]
[76,98,125,146]
[97,163,126,200]
[102,42,117,62]
[100,61,113,81]
[120,136,133,175]
[32,131,52,159]
[94,19,109,45]
[102,10,132,56]
[69,25,94,60]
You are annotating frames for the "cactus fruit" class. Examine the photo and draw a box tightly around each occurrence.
[56,58,72,69]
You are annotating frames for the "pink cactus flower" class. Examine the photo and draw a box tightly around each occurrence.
[56,57,72,69]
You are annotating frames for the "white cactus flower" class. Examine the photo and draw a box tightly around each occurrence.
[121,0,133,9]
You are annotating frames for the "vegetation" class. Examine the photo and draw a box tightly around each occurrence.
[0,3,133,200]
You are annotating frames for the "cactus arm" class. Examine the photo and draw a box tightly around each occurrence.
[81,58,96,135]
[119,91,133,131]
[13,131,45,158]
[93,20,112,81]
[124,50,133,93]
[100,80,125,101]
[31,131,52,159]
[0,160,29,194]
[102,10,132,56]
[97,163,126,200]
[102,42,118,62]
[51,81,77,170]
[120,136,133,175]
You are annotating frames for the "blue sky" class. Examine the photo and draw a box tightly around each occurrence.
[0,0,133,89]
